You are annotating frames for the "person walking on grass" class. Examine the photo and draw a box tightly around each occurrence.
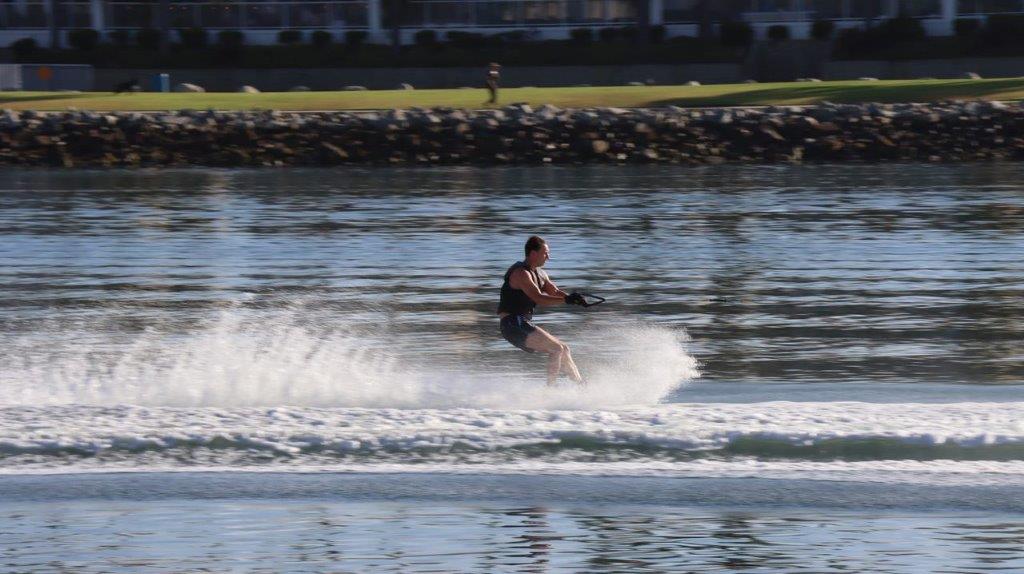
[485,62,501,104]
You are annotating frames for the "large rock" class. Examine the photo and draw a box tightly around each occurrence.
[398,83,414,90]
[288,85,311,92]
[2,101,1023,167]
[343,85,368,91]
[173,83,205,93]
[238,85,260,93]
[536,104,561,120]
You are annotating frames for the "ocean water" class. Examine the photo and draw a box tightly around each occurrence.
[1,165,1023,572]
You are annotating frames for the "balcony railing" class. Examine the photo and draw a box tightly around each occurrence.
[112,1,369,29]
[739,10,814,22]
[0,1,369,30]
[406,0,636,27]
[958,0,1024,14]
[0,1,91,29]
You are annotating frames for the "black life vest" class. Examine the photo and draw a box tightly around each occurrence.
[497,261,546,317]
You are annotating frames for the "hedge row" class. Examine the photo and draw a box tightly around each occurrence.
[833,14,1024,60]
[13,16,1024,69]
[7,37,741,69]
[7,26,745,68]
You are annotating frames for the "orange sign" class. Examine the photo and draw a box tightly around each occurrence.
[37,66,53,81]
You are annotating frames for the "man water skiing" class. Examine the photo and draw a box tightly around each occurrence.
[497,236,587,386]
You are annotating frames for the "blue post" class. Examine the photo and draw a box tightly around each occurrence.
[153,73,170,92]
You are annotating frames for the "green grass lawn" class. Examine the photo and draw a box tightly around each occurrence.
[4,78,1024,111]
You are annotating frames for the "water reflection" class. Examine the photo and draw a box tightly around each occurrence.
[1,165,1024,386]
[3,501,1024,573]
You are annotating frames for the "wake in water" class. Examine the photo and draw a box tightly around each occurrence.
[0,308,698,409]
[3,401,1024,484]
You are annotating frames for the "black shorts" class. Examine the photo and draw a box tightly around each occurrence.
[500,314,537,353]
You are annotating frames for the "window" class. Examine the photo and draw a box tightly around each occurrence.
[289,3,331,27]
[957,0,1024,13]
[167,3,198,27]
[476,1,522,25]
[806,0,845,18]
[605,0,636,21]
[753,0,793,11]
[200,3,241,27]
[330,2,368,27]
[245,3,284,27]
[849,0,886,17]
[524,0,567,23]
[1,1,49,28]
[897,0,941,16]
[662,0,702,22]
[424,1,473,25]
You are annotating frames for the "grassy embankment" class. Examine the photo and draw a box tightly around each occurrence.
[3,78,1024,111]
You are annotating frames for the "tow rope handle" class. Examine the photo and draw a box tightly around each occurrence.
[579,293,606,308]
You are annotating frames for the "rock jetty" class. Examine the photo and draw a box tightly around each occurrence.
[1,101,1023,167]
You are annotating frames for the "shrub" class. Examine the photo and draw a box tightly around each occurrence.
[137,28,161,50]
[278,29,302,45]
[650,25,666,44]
[68,29,100,51]
[811,19,834,41]
[619,26,639,43]
[445,30,485,49]
[414,29,437,47]
[109,29,132,46]
[218,30,244,50]
[9,37,37,59]
[984,14,1024,47]
[878,15,925,42]
[767,24,789,41]
[344,30,367,47]
[834,16,926,58]
[311,30,332,48]
[835,26,881,56]
[178,27,207,49]
[719,21,753,47]
[494,30,527,44]
[954,18,981,38]
[598,27,618,42]
[569,28,593,44]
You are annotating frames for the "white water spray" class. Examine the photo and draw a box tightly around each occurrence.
[0,310,698,409]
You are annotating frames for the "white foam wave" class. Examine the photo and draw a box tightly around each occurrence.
[0,311,698,409]
[7,460,1024,487]
[2,402,1023,477]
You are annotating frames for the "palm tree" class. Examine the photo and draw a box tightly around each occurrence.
[384,0,405,53]
[158,0,170,54]
[635,0,651,44]
[49,0,61,48]
[696,0,713,39]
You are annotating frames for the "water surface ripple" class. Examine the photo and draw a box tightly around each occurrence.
[1,165,1023,388]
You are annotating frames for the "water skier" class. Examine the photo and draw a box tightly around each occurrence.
[497,235,587,386]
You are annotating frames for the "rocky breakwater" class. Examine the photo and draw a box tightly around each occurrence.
[1,101,1024,167]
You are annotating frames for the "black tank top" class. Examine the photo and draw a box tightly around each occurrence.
[497,261,546,317]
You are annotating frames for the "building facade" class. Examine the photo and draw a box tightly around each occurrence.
[0,0,1019,48]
